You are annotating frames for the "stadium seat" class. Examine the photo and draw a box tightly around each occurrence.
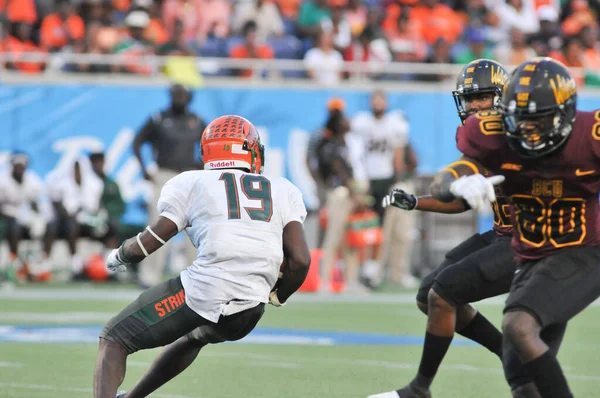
[450,42,468,61]
[225,36,246,55]
[301,38,314,57]
[282,18,297,36]
[196,38,226,58]
[282,69,307,79]
[268,35,303,59]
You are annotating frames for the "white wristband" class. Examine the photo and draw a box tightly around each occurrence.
[146,226,166,245]
[136,233,149,257]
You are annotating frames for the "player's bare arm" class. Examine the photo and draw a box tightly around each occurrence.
[132,119,154,181]
[430,157,504,211]
[271,221,311,305]
[111,216,179,268]
[415,196,467,213]
[429,157,483,202]
[382,188,468,213]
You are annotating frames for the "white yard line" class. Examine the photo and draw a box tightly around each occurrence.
[0,382,204,398]
[1,286,599,307]
[0,362,23,368]
[0,311,114,322]
[0,286,498,305]
[198,350,600,381]
[0,351,598,398]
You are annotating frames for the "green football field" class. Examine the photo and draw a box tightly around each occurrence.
[0,283,599,398]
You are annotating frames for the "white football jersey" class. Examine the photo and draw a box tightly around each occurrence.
[157,169,307,322]
[45,156,103,216]
[0,170,44,221]
[351,110,410,180]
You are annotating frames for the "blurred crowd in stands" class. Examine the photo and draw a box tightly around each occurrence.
[0,0,599,84]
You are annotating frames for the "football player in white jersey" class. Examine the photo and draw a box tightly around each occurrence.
[0,151,51,281]
[95,115,311,398]
[351,90,417,288]
[350,90,410,222]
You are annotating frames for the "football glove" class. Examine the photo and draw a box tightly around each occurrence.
[105,248,129,272]
[381,189,417,211]
[269,290,285,307]
[449,174,505,212]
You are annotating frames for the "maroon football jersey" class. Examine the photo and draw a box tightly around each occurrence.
[457,109,600,261]
[455,125,513,237]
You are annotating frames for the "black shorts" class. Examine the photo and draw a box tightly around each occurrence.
[504,245,600,327]
[4,216,33,239]
[100,277,265,354]
[417,230,516,307]
[370,177,394,221]
[48,216,117,241]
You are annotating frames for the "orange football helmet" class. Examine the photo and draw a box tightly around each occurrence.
[201,115,265,174]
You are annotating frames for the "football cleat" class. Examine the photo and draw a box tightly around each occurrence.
[367,391,400,398]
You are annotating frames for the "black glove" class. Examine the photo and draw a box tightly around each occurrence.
[381,189,418,211]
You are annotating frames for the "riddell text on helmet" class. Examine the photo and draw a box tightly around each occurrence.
[208,161,236,168]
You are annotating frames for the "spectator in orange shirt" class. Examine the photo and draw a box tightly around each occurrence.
[410,0,463,45]
[230,20,274,78]
[4,22,47,73]
[382,1,404,35]
[1,0,37,24]
[561,0,598,36]
[40,0,85,52]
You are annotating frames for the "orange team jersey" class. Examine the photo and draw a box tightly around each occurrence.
[229,45,274,77]
[145,19,169,46]
[409,4,463,44]
[40,14,85,49]
[1,0,37,23]
[3,36,46,73]
[457,109,600,261]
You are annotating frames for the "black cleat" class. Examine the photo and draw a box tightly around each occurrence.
[395,383,432,398]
